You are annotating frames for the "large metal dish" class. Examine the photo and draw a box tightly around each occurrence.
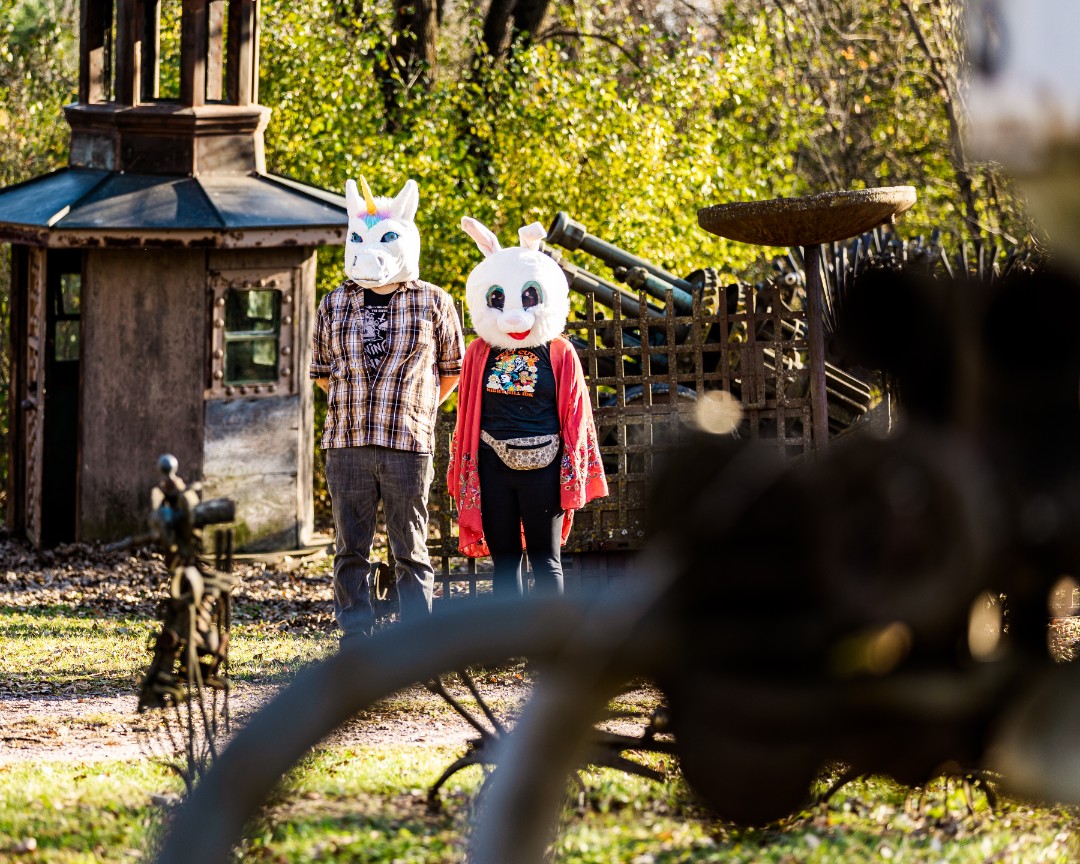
[697,186,917,247]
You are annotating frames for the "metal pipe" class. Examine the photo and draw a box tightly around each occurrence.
[804,243,830,450]
[546,212,697,295]
[613,265,695,315]
[544,248,665,320]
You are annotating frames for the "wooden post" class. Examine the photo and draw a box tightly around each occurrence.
[114,0,144,106]
[207,0,225,101]
[180,0,209,107]
[79,0,111,104]
[227,0,258,105]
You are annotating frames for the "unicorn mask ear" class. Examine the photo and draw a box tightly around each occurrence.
[461,217,501,257]
[345,179,362,217]
[391,179,420,223]
[518,222,547,251]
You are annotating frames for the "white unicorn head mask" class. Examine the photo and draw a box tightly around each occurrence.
[461,217,571,351]
[343,177,421,288]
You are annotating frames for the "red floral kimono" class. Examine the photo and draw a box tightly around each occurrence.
[447,335,609,557]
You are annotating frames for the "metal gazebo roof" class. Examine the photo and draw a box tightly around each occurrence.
[0,168,347,248]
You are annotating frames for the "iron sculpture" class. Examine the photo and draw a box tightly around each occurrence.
[111,455,237,793]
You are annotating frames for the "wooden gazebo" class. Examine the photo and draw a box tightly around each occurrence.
[0,1,346,550]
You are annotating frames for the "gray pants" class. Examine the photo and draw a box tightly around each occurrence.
[325,446,435,635]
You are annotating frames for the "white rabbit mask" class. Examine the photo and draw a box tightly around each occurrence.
[461,217,571,350]
[344,177,421,288]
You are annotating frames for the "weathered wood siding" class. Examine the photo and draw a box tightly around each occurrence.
[79,249,206,541]
[202,395,308,550]
[200,247,315,551]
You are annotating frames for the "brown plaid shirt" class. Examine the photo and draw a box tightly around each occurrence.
[311,279,464,453]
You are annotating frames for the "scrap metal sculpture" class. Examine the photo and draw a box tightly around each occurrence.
[424,670,674,811]
[114,455,237,793]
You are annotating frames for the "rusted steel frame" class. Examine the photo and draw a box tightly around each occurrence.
[611,289,628,477]
[804,244,830,450]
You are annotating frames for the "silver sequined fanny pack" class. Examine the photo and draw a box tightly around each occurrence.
[480,430,560,470]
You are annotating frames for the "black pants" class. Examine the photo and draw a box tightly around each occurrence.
[478,445,565,596]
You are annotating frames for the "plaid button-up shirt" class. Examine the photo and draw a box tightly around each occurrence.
[311,279,465,453]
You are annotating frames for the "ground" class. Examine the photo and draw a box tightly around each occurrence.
[0,530,660,768]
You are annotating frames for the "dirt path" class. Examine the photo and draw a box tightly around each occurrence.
[1,534,665,769]
[0,676,541,765]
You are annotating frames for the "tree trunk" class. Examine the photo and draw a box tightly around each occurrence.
[481,0,551,59]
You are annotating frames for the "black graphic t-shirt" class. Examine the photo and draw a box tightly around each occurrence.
[360,289,393,370]
[480,343,560,439]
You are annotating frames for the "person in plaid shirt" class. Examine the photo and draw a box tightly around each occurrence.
[312,177,464,643]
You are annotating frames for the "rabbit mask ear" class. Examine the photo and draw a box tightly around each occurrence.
[461,217,502,258]
[518,222,547,251]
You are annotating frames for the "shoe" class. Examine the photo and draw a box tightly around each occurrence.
[339,628,371,649]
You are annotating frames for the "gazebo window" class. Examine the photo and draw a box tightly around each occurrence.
[224,288,280,384]
[208,269,297,399]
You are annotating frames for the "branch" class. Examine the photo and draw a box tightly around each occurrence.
[535,28,645,68]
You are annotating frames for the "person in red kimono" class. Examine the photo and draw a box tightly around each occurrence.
[448,217,608,596]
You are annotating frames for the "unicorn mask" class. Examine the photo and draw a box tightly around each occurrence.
[461,217,571,350]
[343,177,421,288]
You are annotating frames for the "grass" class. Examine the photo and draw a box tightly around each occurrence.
[3,606,1080,862]
[0,760,180,862]
[0,608,337,696]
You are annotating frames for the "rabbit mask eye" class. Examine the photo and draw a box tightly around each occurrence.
[486,286,505,310]
[521,281,543,309]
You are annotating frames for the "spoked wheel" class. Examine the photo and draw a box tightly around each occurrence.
[152,580,674,864]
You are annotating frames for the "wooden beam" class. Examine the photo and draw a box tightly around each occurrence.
[226,0,257,105]
[79,0,111,103]
[180,0,209,107]
[114,0,143,105]
[206,0,225,101]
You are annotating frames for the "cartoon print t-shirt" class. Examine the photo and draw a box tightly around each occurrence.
[480,343,560,439]
[360,288,393,370]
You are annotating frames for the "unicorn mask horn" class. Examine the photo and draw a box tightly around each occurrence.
[343,177,422,288]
